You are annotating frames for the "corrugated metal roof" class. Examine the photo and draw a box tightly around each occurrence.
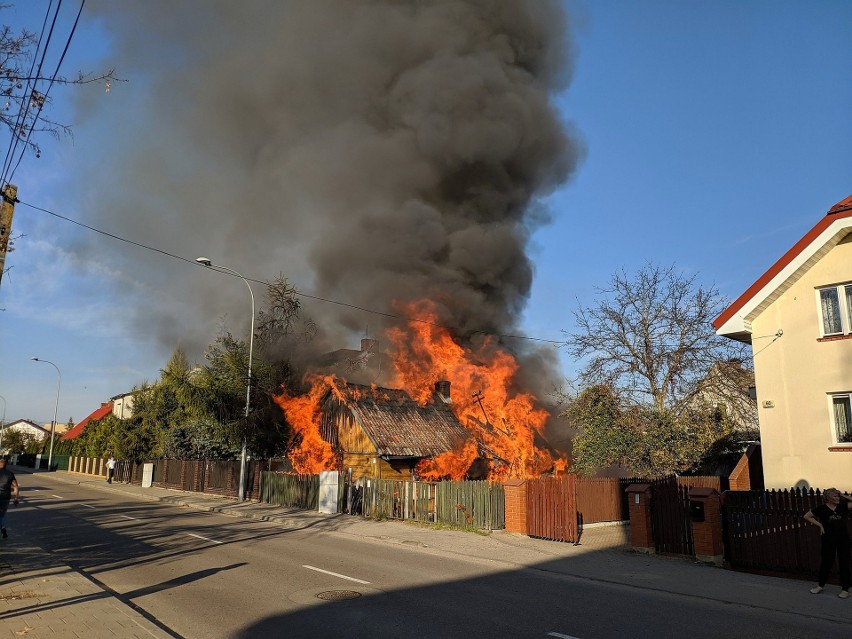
[328,382,470,458]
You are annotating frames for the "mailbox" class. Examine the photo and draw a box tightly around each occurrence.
[689,500,705,522]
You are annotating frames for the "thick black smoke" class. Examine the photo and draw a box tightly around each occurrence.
[76,1,581,399]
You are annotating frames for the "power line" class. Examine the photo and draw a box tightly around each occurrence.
[17,199,566,345]
[7,0,85,186]
[0,0,60,184]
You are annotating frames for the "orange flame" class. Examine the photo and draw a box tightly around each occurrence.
[273,375,338,474]
[388,299,567,480]
[415,439,480,481]
[273,300,567,480]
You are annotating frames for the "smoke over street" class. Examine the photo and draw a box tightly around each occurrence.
[74,0,581,419]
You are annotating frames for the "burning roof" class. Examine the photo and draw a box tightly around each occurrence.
[275,304,569,481]
[320,381,469,459]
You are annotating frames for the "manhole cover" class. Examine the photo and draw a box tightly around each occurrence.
[316,590,362,601]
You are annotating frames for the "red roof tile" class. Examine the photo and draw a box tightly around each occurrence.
[62,402,113,440]
[713,195,852,334]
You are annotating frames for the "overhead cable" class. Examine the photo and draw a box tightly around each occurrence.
[17,199,565,345]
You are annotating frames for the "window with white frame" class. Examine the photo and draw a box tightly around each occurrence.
[817,283,852,336]
[831,393,852,444]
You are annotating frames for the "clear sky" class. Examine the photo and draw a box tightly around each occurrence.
[0,1,850,425]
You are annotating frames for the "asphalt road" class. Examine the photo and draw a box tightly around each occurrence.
[7,474,852,639]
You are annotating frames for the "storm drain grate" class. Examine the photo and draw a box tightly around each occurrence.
[316,590,362,601]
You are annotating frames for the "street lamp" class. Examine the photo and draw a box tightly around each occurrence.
[0,394,6,455]
[31,357,61,470]
[196,257,254,501]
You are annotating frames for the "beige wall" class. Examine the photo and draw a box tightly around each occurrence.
[750,235,852,491]
[112,394,134,419]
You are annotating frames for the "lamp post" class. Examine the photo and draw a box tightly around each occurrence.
[31,357,61,470]
[0,394,6,455]
[196,257,254,501]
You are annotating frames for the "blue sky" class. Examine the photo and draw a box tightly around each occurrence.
[1,1,850,425]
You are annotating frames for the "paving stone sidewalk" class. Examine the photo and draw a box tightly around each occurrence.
[0,537,174,639]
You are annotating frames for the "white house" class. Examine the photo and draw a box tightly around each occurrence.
[714,194,852,490]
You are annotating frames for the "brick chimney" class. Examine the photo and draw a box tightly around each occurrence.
[434,380,451,403]
[360,338,377,352]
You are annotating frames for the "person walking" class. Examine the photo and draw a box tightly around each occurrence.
[804,487,852,598]
[106,455,116,484]
[0,458,20,539]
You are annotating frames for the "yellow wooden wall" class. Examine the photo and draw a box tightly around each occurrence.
[323,398,418,481]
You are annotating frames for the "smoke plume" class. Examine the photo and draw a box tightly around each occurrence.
[75,1,581,394]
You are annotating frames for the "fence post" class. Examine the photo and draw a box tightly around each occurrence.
[192,461,202,491]
[688,487,724,566]
[626,483,654,553]
[252,461,264,500]
[503,479,528,535]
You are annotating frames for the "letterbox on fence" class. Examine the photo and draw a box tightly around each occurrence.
[689,500,705,522]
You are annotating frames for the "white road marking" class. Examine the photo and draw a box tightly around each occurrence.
[186,532,223,545]
[302,565,371,584]
[51,494,64,499]
[119,514,138,520]
[81,504,96,509]
[548,633,581,639]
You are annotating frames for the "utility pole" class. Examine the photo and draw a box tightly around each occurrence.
[0,184,18,289]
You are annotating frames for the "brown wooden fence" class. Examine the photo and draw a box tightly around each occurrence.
[650,476,694,556]
[722,488,852,581]
[645,476,724,556]
[526,475,578,543]
[576,478,626,524]
[575,475,725,525]
[68,456,272,500]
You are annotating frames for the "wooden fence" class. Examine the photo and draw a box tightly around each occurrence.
[437,480,505,530]
[527,475,578,543]
[574,475,725,525]
[260,472,320,510]
[722,488,852,581]
[356,478,504,531]
[647,475,724,556]
[68,456,272,500]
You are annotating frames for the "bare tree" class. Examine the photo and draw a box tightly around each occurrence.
[0,21,119,159]
[566,263,743,414]
[255,275,316,349]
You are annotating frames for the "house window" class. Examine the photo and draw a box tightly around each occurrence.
[831,394,852,444]
[818,284,852,336]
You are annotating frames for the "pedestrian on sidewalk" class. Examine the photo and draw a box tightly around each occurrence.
[0,458,20,539]
[804,487,852,598]
[106,455,116,484]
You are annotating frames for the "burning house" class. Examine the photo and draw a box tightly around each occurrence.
[275,307,569,482]
[80,4,581,480]
[317,380,479,481]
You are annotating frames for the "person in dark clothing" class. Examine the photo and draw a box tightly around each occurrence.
[0,458,20,539]
[804,488,852,598]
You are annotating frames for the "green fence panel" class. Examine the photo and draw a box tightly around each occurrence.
[260,471,319,510]
[51,454,70,471]
[358,479,503,530]
[436,480,504,531]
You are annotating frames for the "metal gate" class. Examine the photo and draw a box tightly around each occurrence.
[650,476,693,556]
[526,476,578,543]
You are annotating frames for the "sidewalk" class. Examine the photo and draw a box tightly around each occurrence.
[0,539,173,638]
[13,468,852,630]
